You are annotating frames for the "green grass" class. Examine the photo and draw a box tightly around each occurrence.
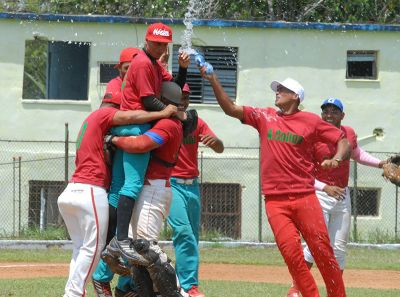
[1,246,399,270]
[0,278,398,297]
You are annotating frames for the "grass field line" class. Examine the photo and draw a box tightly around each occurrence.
[1,262,399,290]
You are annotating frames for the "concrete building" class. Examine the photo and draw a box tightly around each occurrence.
[0,12,399,241]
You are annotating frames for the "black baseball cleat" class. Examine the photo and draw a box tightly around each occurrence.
[107,237,150,267]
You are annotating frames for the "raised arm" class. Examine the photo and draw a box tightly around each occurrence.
[200,70,244,121]
[112,105,177,126]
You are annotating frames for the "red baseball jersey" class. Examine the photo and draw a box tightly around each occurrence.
[172,117,216,178]
[120,50,172,111]
[145,118,183,180]
[314,125,358,188]
[103,76,122,105]
[71,107,118,189]
[242,106,344,196]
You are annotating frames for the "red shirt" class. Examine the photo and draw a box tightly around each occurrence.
[145,118,183,180]
[71,107,118,189]
[120,50,172,111]
[243,107,344,196]
[314,125,358,188]
[172,117,216,178]
[103,76,122,105]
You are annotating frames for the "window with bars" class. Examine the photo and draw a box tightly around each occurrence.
[172,45,238,104]
[200,182,242,239]
[346,50,377,80]
[28,180,66,229]
[349,187,381,217]
[99,63,119,84]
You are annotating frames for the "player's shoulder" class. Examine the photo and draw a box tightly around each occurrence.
[341,125,357,138]
[155,117,181,129]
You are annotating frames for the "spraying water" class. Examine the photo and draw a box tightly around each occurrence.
[179,0,198,55]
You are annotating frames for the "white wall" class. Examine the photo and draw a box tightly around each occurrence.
[0,17,398,239]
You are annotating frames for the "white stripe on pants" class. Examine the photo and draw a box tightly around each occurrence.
[303,188,351,270]
[58,183,109,297]
[129,181,172,241]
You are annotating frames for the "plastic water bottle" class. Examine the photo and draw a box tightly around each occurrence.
[194,53,204,66]
[194,53,213,74]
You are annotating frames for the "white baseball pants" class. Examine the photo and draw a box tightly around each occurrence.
[58,183,109,297]
[303,188,351,270]
[129,179,172,241]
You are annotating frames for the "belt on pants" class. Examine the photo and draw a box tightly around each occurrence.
[144,179,170,187]
[173,177,197,185]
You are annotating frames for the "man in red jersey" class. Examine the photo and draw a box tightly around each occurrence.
[199,67,350,297]
[286,98,387,297]
[167,83,224,297]
[101,47,140,108]
[106,81,186,297]
[114,23,190,252]
[57,99,177,297]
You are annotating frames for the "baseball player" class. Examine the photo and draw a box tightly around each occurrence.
[199,65,350,297]
[92,47,142,297]
[57,95,177,297]
[167,83,224,297]
[286,98,387,297]
[112,22,190,259]
[105,81,187,297]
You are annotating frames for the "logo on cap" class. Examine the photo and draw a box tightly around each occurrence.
[153,28,170,37]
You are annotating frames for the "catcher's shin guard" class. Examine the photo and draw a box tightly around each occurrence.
[130,265,157,297]
[92,278,113,297]
[133,239,183,297]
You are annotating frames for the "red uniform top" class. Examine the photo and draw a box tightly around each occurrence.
[71,107,118,189]
[120,50,172,111]
[242,106,344,196]
[103,76,122,105]
[145,118,183,180]
[172,117,216,178]
[314,125,358,188]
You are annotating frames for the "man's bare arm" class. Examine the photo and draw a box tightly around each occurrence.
[112,105,177,126]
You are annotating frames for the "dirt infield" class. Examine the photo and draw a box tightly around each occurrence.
[0,262,399,290]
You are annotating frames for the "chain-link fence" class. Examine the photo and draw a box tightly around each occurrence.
[0,134,399,243]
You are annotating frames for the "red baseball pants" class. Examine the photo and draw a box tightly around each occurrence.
[265,192,346,297]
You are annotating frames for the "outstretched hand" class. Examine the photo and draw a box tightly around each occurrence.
[200,134,218,147]
[178,52,190,68]
[199,65,216,81]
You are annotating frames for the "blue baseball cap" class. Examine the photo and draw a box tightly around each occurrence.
[321,98,344,112]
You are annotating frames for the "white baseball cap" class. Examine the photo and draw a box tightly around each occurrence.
[270,78,305,103]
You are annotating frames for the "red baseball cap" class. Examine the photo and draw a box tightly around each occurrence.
[182,83,191,94]
[145,23,172,43]
[114,47,140,68]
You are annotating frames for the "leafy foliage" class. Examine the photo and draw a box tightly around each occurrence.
[1,0,400,23]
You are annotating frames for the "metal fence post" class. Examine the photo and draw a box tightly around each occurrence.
[352,161,358,242]
[12,157,16,236]
[65,123,69,184]
[395,185,398,241]
[18,156,21,236]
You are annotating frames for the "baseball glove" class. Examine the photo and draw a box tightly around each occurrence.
[382,155,400,187]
